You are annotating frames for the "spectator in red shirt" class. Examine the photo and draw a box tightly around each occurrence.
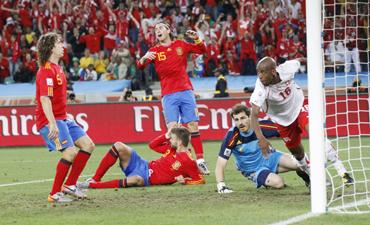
[0,52,10,83]
[79,27,101,55]
[276,31,290,63]
[240,33,257,75]
[104,25,117,56]
[1,3,33,29]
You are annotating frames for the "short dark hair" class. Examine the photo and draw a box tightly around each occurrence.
[230,104,251,118]
[37,32,60,65]
[171,127,190,147]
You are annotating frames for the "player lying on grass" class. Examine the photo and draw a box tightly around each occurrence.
[215,104,310,193]
[78,126,205,189]
[250,57,353,185]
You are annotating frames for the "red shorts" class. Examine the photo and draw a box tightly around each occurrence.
[275,105,309,149]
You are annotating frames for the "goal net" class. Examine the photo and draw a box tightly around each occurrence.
[322,0,370,213]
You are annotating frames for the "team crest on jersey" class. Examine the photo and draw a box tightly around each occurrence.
[46,78,53,86]
[224,148,231,157]
[172,160,181,170]
[176,47,183,56]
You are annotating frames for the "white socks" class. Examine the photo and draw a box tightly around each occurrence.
[326,139,347,176]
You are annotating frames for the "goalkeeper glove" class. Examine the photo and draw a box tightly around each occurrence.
[217,182,233,194]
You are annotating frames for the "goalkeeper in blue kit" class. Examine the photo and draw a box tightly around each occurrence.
[215,104,310,193]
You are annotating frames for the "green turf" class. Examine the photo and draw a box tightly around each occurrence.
[0,139,369,225]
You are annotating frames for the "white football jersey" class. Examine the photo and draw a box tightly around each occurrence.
[250,60,304,126]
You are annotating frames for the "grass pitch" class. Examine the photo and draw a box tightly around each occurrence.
[1,139,369,225]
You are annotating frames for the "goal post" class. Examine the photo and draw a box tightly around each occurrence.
[306,0,327,214]
[308,0,370,214]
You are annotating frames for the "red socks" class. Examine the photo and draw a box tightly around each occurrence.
[50,158,71,195]
[64,150,91,186]
[92,146,119,182]
[89,179,127,189]
[191,132,204,159]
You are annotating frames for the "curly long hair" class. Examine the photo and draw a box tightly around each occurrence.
[37,32,60,66]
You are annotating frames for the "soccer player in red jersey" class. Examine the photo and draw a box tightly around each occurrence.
[136,22,210,175]
[78,126,205,189]
[35,33,95,203]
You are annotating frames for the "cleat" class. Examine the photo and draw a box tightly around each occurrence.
[342,173,354,186]
[196,158,210,175]
[48,192,73,203]
[62,185,87,199]
[77,178,96,189]
[296,170,310,188]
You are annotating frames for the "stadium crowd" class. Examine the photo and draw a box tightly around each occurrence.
[0,0,307,86]
[0,0,368,87]
[323,0,369,73]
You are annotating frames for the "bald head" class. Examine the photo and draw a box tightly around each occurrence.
[256,57,279,86]
[256,57,277,71]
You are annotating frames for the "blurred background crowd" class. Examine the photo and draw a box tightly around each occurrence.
[0,0,368,91]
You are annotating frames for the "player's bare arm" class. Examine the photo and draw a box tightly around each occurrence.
[40,96,59,140]
[215,157,233,193]
[250,104,270,157]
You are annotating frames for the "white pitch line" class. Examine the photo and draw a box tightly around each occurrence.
[0,173,122,188]
[268,212,321,225]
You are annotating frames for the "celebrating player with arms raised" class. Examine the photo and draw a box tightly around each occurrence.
[35,33,95,203]
[250,57,353,185]
[137,22,210,175]
[78,126,204,189]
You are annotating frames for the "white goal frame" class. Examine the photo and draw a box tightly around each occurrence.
[306,0,327,213]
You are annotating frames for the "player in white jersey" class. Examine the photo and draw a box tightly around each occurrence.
[250,57,353,185]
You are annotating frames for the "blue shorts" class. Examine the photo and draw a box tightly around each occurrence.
[242,150,283,188]
[39,119,86,151]
[121,150,150,186]
[161,90,199,124]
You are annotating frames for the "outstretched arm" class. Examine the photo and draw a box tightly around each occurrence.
[250,103,271,157]
[1,6,19,14]
[215,157,233,193]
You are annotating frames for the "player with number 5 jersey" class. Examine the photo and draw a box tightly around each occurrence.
[136,22,210,175]
[35,33,95,203]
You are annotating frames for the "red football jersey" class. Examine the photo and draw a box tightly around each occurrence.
[137,39,206,96]
[35,62,67,130]
[148,134,204,185]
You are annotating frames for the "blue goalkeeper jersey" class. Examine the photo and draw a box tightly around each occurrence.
[218,120,280,175]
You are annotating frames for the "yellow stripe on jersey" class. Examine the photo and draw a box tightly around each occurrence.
[186,179,205,185]
[48,87,53,96]
[54,138,62,151]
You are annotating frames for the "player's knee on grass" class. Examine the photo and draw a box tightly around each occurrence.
[265,173,285,189]
[127,175,145,187]
[62,147,78,162]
